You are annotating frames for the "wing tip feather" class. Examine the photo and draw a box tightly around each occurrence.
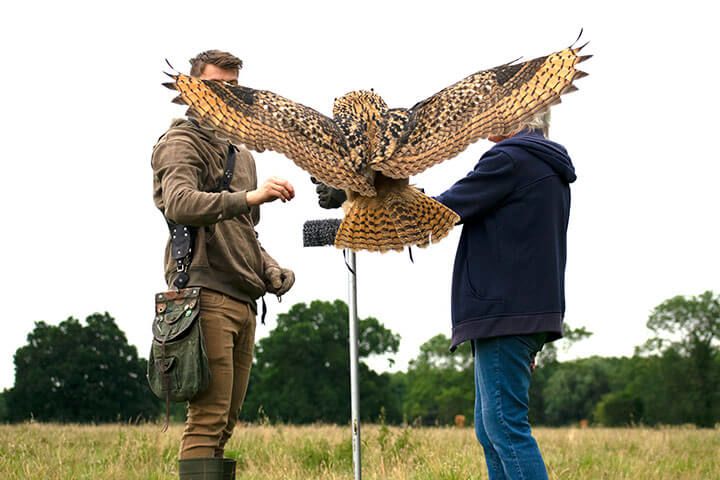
[574,41,591,53]
[571,28,584,48]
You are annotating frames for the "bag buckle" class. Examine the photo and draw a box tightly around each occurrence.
[176,257,190,273]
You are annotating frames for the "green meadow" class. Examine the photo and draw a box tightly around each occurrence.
[1,423,718,479]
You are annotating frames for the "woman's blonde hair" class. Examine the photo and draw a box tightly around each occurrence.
[521,109,551,137]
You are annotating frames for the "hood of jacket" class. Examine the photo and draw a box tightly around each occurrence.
[498,129,577,183]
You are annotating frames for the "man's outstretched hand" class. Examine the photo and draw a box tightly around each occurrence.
[247,177,295,206]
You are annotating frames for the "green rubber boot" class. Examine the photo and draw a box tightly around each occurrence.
[222,458,236,480]
[178,458,224,480]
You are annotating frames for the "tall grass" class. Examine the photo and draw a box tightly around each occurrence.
[0,423,717,479]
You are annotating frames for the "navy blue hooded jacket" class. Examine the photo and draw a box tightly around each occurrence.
[436,129,576,350]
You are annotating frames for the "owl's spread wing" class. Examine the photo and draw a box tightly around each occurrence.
[165,74,375,195]
[371,43,591,179]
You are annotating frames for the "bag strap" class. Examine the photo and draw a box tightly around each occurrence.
[167,143,236,289]
[218,145,236,192]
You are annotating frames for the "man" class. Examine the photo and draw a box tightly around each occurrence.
[435,110,575,480]
[152,50,296,480]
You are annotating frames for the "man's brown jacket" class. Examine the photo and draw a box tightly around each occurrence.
[152,119,279,309]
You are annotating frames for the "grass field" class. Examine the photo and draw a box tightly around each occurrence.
[0,423,718,479]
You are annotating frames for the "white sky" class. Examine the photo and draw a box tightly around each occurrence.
[1,1,718,390]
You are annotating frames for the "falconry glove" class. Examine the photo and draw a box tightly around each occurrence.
[311,177,347,209]
[265,266,295,298]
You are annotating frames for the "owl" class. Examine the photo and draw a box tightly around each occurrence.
[164,39,590,252]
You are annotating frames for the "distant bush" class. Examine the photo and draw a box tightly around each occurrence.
[0,390,7,422]
[594,391,644,426]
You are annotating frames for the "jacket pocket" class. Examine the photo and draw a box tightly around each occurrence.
[459,261,505,320]
[465,261,502,301]
[457,292,505,321]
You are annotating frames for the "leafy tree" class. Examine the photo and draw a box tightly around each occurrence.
[0,390,7,422]
[530,324,593,424]
[622,349,717,426]
[241,300,401,424]
[643,291,719,355]
[412,334,473,371]
[542,357,611,425]
[403,334,473,425]
[6,313,158,422]
[594,391,643,426]
[401,327,595,426]
[535,324,593,367]
[639,291,720,427]
[528,365,553,425]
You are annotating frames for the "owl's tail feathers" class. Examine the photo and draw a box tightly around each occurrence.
[334,186,460,252]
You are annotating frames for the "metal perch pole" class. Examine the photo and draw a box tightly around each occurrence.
[346,249,362,480]
[302,219,362,480]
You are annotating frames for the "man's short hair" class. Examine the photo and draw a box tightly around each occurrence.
[521,109,551,137]
[189,50,243,77]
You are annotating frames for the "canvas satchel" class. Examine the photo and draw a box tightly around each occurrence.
[147,287,210,429]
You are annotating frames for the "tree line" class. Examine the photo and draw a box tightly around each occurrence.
[1,292,718,427]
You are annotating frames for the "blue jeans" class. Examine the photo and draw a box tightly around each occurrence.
[473,334,548,480]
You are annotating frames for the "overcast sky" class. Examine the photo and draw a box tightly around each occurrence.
[0,1,718,390]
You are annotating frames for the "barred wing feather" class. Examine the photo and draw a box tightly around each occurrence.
[166,74,376,196]
[372,44,591,179]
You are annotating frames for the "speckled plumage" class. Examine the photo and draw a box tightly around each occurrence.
[165,42,590,252]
